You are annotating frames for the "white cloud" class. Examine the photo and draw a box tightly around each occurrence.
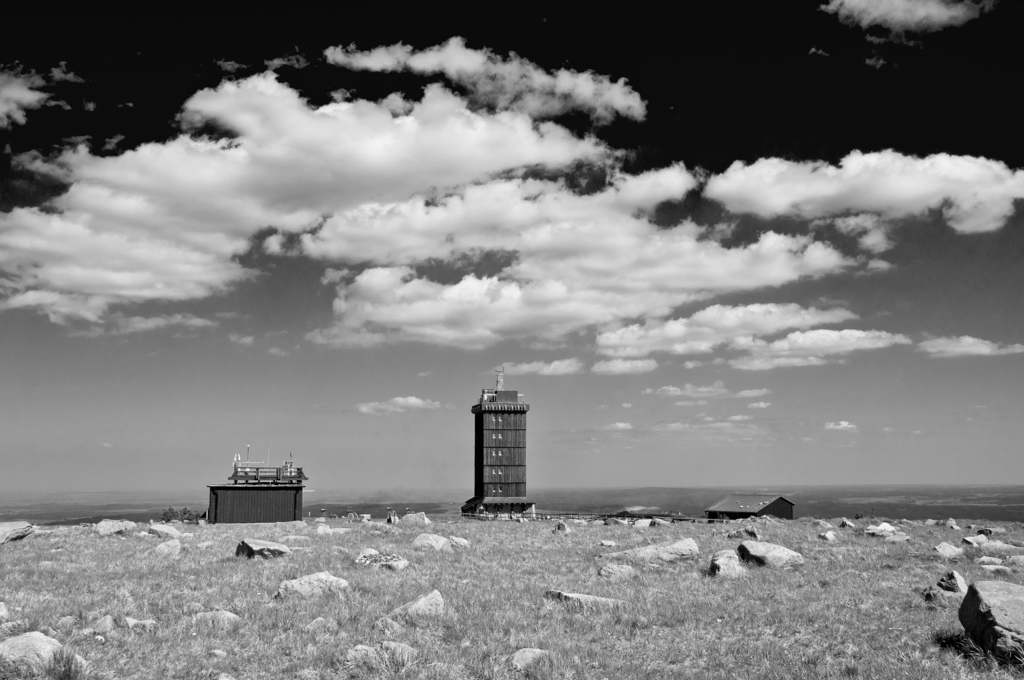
[918,335,1024,358]
[592,358,658,375]
[596,303,856,358]
[49,62,84,83]
[825,420,858,431]
[357,395,442,415]
[705,150,1024,235]
[821,0,995,33]
[730,329,912,370]
[267,346,289,357]
[674,400,709,407]
[748,401,772,409]
[653,420,768,443]
[229,333,255,346]
[71,313,216,336]
[602,422,634,431]
[0,71,48,127]
[325,36,646,124]
[503,358,584,375]
[643,381,730,399]
[733,388,772,398]
[727,414,752,422]
[621,402,633,409]
[815,213,893,253]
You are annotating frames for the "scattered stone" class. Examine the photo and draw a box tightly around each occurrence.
[154,539,181,558]
[316,524,352,537]
[600,540,617,547]
[449,536,470,549]
[354,549,409,571]
[924,519,938,526]
[884,533,911,543]
[726,529,745,539]
[976,556,1005,566]
[135,531,152,538]
[553,521,571,534]
[381,640,417,667]
[0,631,67,670]
[375,616,404,637]
[412,533,453,552]
[652,518,671,527]
[305,617,337,634]
[511,648,549,672]
[209,649,228,659]
[346,644,383,670]
[605,518,629,526]
[544,590,625,611]
[818,531,838,542]
[865,522,897,537]
[276,572,349,599]
[982,565,1013,576]
[598,563,637,581]
[633,519,652,528]
[601,538,700,565]
[945,518,961,531]
[125,616,157,632]
[962,535,988,547]
[400,512,432,526]
[55,616,76,631]
[743,526,761,540]
[708,549,747,578]
[737,541,804,568]
[921,586,960,606]
[1007,556,1024,568]
[959,580,1024,661]
[938,570,968,594]
[148,523,182,539]
[839,518,857,529]
[235,539,291,559]
[813,519,834,530]
[194,610,241,631]
[934,542,965,559]
[571,519,589,525]
[95,519,135,537]
[981,540,1024,556]
[93,614,115,634]
[282,535,311,543]
[978,527,1007,536]
[0,603,7,622]
[389,590,445,620]
[0,521,33,545]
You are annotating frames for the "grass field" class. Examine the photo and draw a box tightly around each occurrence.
[0,515,1021,679]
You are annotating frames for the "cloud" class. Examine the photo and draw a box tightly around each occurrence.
[730,329,912,370]
[621,402,633,409]
[821,0,996,33]
[596,303,856,358]
[825,420,858,431]
[357,395,442,415]
[49,62,84,83]
[653,420,769,443]
[674,400,709,407]
[602,422,633,431]
[727,414,752,422]
[747,401,772,409]
[592,358,658,375]
[325,36,646,124]
[267,346,289,357]
[229,333,255,346]
[734,388,771,398]
[264,54,309,71]
[705,149,1024,235]
[0,71,48,127]
[918,335,1024,358]
[71,313,216,336]
[503,358,583,375]
[643,381,730,399]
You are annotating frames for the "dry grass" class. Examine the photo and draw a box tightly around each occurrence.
[1,516,1023,679]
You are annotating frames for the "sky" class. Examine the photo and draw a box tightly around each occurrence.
[1,4,1022,497]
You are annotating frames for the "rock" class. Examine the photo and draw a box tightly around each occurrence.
[381,641,417,667]
[375,616,404,637]
[194,610,241,631]
[865,522,897,537]
[726,529,745,539]
[945,518,961,530]
[982,565,1013,576]
[93,614,116,634]
[305,617,336,634]
[938,570,968,594]
[55,616,75,631]
[412,533,453,552]
[813,519,834,529]
[390,590,445,620]
[354,549,409,571]
[976,556,1005,566]
[154,539,181,558]
[934,542,965,559]
[543,590,625,611]
[981,540,1024,556]
[924,519,938,526]
[597,563,637,581]
[95,519,135,536]
[135,531,152,538]
[346,644,383,670]
[148,523,182,539]
[571,519,589,525]
[737,541,804,568]
[314,517,327,523]
[1007,555,1024,568]
[963,535,988,547]
[884,533,911,543]
[553,521,571,534]
[959,580,1024,661]
[652,518,671,526]
[633,519,652,528]
[316,524,352,537]
[511,648,549,672]
[978,527,1007,536]
[400,512,432,526]
[818,531,838,542]
[743,526,761,540]
[0,631,65,670]
[921,586,961,605]
[235,539,291,559]
[281,535,310,543]
[839,518,857,529]
[0,521,33,545]
[708,549,747,578]
[276,572,349,599]
[209,649,228,659]
[449,536,470,549]
[197,541,214,549]
[601,538,700,565]
[0,603,8,622]
[605,518,629,526]
[600,540,617,547]
[124,616,157,632]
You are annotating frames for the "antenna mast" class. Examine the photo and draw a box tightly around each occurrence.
[496,365,505,390]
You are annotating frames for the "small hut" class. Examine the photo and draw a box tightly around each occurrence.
[207,449,307,524]
[704,494,794,520]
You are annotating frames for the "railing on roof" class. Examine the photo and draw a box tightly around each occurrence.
[229,464,307,484]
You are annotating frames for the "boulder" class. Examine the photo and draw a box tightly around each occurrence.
[124,617,157,632]
[235,539,291,559]
[95,519,135,537]
[945,519,961,531]
[605,518,629,526]
[597,563,637,581]
[921,586,961,606]
[982,565,1013,576]
[924,519,938,526]
[813,519,834,530]
[154,539,181,558]
[884,533,911,543]
[305,617,336,635]
[962,535,988,548]
[375,616,404,637]
[865,522,897,537]
[633,519,652,528]
[354,549,409,571]
[1007,555,1024,568]
[981,540,1024,556]
[0,521,33,545]
[0,631,65,669]
[543,590,624,611]
[934,542,965,559]
[818,531,838,542]
[276,572,349,599]
[449,536,470,549]
[737,541,804,568]
[381,641,417,667]
[601,538,699,565]
[281,535,311,544]
[389,590,445,620]
[346,644,383,670]
[959,580,1024,661]
[976,556,1005,566]
[400,512,432,527]
[938,570,968,594]
[412,533,453,552]
[194,610,241,631]
[511,648,549,672]
[0,603,7,622]
[978,527,1007,536]
[838,518,857,529]
[600,540,617,547]
[708,549,746,578]
[553,521,571,534]
[652,518,671,527]
[148,524,182,539]
[93,615,115,634]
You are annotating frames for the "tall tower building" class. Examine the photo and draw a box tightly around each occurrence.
[461,368,533,516]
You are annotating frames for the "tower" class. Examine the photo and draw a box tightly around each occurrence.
[462,368,533,516]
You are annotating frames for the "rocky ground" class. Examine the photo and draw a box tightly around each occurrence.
[1,513,1023,679]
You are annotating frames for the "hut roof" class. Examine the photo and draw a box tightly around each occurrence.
[705,494,792,513]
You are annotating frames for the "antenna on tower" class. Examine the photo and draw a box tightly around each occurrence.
[496,365,505,390]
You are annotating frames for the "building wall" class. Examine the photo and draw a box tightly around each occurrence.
[207,485,303,524]
[474,408,527,499]
[757,498,794,520]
